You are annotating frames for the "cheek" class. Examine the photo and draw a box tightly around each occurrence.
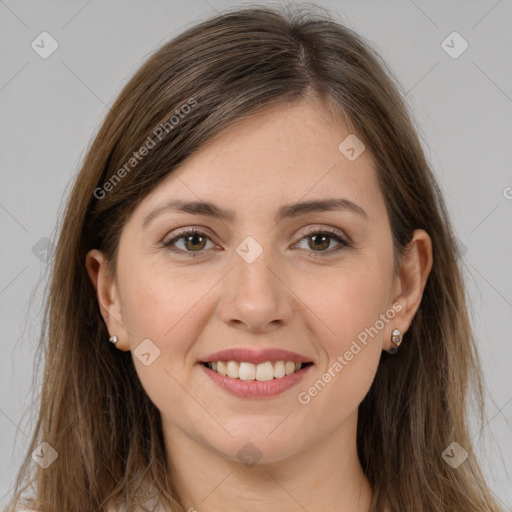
[299,259,392,350]
[119,264,211,416]
[119,260,210,343]
[297,286,386,441]
[118,260,218,400]
[298,344,381,445]
[294,260,391,424]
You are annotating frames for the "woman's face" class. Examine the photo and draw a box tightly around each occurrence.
[88,98,429,466]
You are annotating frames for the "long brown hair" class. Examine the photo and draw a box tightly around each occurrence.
[6,4,503,511]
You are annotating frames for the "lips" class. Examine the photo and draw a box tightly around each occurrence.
[199,347,314,398]
[200,347,312,365]
[200,362,312,399]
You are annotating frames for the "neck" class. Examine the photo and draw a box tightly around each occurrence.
[163,409,373,512]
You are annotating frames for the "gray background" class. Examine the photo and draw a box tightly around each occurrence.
[0,0,511,508]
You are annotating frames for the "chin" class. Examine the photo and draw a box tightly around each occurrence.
[202,422,309,466]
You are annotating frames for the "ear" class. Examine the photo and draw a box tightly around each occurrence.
[386,229,433,351]
[85,249,130,351]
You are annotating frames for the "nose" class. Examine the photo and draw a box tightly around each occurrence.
[217,246,294,333]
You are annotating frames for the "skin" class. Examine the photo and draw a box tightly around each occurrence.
[86,97,433,512]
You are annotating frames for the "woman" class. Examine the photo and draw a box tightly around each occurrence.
[6,4,504,512]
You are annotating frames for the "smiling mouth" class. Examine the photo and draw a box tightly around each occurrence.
[202,360,314,381]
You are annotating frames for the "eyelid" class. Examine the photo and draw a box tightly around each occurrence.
[163,225,216,241]
[297,225,349,242]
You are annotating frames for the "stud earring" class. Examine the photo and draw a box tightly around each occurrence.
[108,335,118,345]
[385,328,403,355]
[391,328,403,347]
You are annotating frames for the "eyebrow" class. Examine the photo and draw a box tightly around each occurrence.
[142,197,368,228]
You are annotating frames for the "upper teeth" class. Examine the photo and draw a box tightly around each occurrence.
[207,361,303,381]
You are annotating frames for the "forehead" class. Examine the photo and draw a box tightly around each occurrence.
[134,99,383,222]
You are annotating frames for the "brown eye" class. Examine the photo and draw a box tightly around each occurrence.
[295,229,349,257]
[182,232,207,251]
[163,229,215,256]
[307,233,331,251]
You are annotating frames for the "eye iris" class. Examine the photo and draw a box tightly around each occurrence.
[184,233,206,251]
[309,233,330,251]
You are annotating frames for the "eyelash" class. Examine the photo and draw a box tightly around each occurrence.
[162,227,351,258]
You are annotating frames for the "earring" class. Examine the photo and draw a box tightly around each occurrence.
[108,335,118,345]
[391,328,403,347]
